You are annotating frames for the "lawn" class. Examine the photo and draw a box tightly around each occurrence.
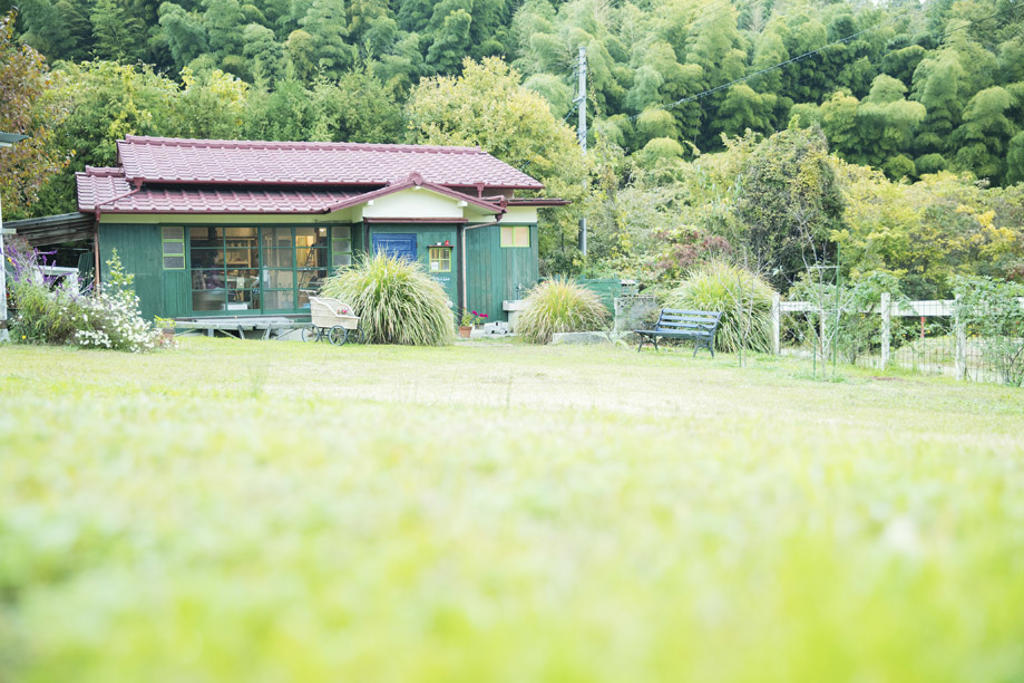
[2,338,1023,682]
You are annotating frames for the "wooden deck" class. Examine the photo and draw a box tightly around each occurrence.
[172,316,309,340]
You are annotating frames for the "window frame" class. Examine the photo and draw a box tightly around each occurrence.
[179,224,349,316]
[161,226,186,270]
[428,246,452,273]
[500,225,531,248]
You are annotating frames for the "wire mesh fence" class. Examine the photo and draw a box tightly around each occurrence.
[774,294,1024,386]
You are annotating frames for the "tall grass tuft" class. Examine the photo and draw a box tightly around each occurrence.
[667,261,776,353]
[516,277,609,344]
[321,252,454,346]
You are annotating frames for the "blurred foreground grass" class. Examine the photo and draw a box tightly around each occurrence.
[2,338,1024,682]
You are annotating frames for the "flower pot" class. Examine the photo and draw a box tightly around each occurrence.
[458,325,472,338]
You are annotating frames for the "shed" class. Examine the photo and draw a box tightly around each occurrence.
[75,136,567,322]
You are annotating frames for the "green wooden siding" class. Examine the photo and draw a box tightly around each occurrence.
[369,224,459,307]
[503,224,539,302]
[466,224,538,321]
[98,224,163,320]
[99,219,537,322]
[466,225,501,320]
[162,271,191,317]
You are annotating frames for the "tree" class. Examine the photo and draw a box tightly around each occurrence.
[299,0,357,80]
[734,126,845,290]
[407,57,589,268]
[952,85,1017,183]
[158,2,208,70]
[308,69,404,143]
[816,75,926,176]
[0,12,69,217]
[241,23,284,86]
[90,0,147,62]
[19,0,92,61]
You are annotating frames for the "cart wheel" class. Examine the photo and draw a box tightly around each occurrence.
[301,326,319,342]
[328,326,348,345]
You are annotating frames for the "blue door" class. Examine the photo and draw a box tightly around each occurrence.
[372,233,417,262]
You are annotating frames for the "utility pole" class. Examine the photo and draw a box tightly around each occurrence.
[575,46,587,257]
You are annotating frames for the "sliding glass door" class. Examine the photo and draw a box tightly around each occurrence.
[186,225,346,315]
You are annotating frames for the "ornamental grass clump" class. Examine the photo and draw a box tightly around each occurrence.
[667,261,776,353]
[516,277,609,344]
[320,252,454,346]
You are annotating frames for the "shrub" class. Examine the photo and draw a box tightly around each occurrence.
[6,246,160,352]
[789,271,907,364]
[8,278,86,345]
[516,277,609,344]
[320,252,454,346]
[953,276,1024,386]
[666,261,775,353]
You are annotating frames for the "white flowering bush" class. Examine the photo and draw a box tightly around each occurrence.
[71,250,161,353]
[73,289,161,352]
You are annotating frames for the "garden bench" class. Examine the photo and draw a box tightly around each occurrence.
[635,308,723,357]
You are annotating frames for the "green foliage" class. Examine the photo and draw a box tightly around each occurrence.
[8,248,159,352]
[320,252,454,346]
[953,276,1024,386]
[836,162,1024,298]
[516,277,609,344]
[734,126,845,291]
[666,260,776,353]
[0,11,69,217]
[406,57,588,271]
[811,75,926,177]
[6,0,1024,296]
[8,278,85,345]
[90,0,148,63]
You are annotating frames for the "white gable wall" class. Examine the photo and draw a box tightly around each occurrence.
[358,188,468,220]
[498,206,538,224]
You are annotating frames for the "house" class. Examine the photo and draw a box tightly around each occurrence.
[75,135,566,323]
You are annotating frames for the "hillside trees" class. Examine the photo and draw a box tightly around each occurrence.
[407,57,588,268]
[0,12,69,217]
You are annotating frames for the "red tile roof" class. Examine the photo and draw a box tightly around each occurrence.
[77,169,365,214]
[116,135,544,190]
[76,168,505,215]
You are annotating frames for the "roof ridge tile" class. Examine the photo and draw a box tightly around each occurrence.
[123,134,482,155]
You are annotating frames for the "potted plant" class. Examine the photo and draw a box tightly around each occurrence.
[459,310,475,338]
[459,310,489,338]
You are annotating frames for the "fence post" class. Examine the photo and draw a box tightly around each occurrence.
[880,292,891,370]
[819,309,827,361]
[954,294,967,381]
[771,293,781,355]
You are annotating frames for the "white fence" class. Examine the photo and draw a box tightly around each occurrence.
[770,293,1024,381]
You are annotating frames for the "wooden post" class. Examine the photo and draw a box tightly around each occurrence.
[0,193,7,342]
[880,292,890,370]
[771,293,781,355]
[819,309,827,362]
[954,294,967,381]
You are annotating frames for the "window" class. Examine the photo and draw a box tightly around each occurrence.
[332,226,352,269]
[184,225,345,314]
[189,227,259,312]
[162,226,185,269]
[428,246,451,272]
[500,226,530,248]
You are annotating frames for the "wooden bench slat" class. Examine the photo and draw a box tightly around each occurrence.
[634,308,723,357]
